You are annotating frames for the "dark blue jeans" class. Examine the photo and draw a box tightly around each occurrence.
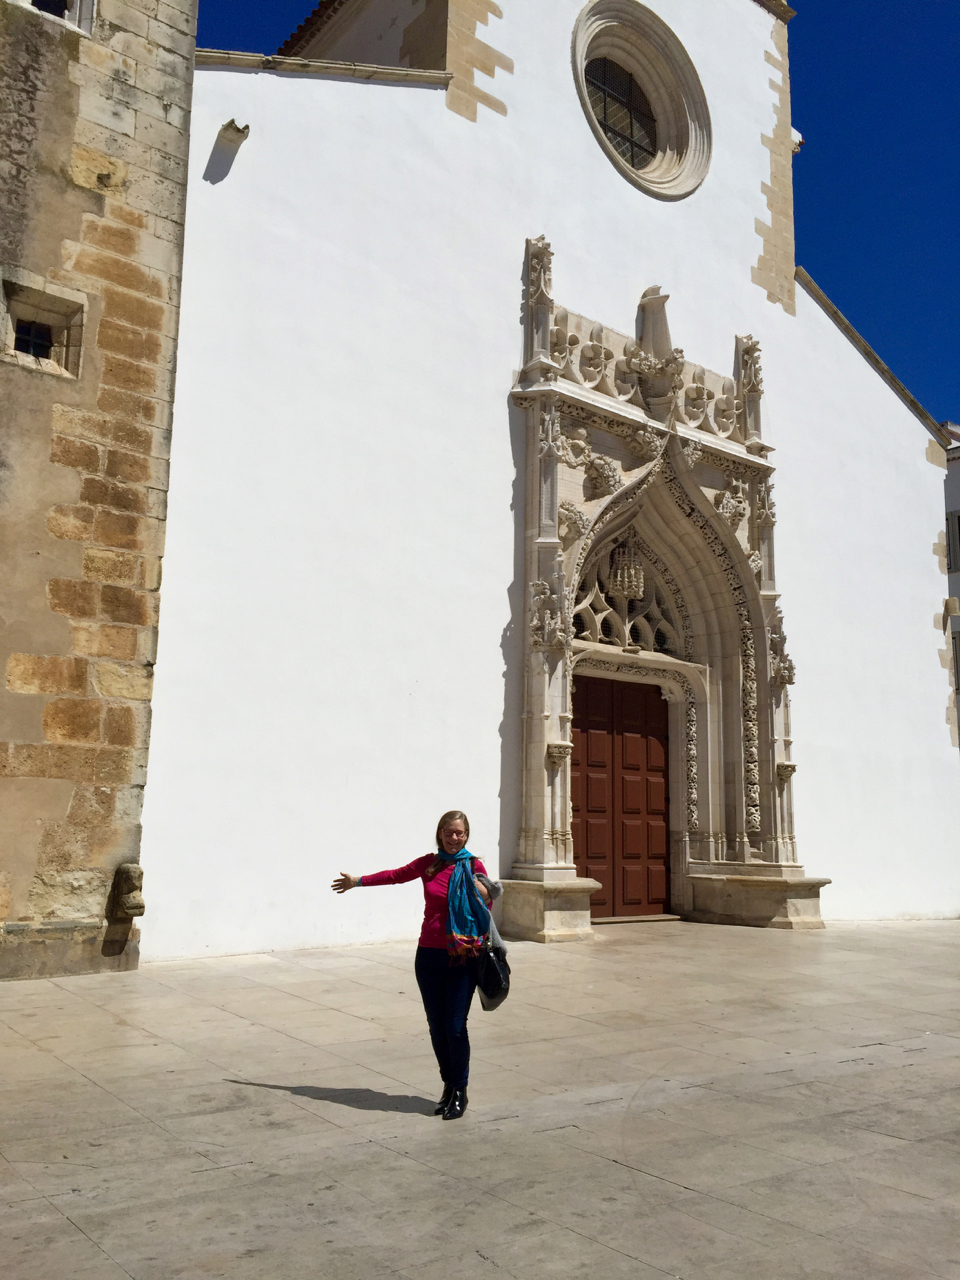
[415,946,477,1089]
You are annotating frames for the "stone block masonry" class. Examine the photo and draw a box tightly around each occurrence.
[752,15,796,315]
[0,0,198,978]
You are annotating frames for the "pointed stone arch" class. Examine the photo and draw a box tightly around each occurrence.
[501,237,828,942]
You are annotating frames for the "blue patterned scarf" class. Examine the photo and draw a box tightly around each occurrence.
[439,848,489,959]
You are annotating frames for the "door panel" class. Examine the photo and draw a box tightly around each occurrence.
[572,675,670,917]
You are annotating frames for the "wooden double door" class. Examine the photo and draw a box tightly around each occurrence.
[571,676,670,917]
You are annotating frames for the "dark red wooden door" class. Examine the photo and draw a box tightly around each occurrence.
[571,677,670,917]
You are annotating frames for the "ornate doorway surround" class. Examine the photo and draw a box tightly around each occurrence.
[500,237,829,942]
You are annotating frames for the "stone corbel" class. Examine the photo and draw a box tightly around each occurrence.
[776,761,797,785]
[108,862,145,921]
[546,742,573,767]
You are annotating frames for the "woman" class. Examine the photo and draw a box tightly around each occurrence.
[331,810,495,1121]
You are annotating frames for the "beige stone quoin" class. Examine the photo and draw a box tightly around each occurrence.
[0,0,197,978]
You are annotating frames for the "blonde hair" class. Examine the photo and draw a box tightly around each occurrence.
[427,811,471,878]
[435,810,469,849]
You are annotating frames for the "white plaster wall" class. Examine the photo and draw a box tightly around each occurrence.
[763,292,960,919]
[141,0,958,960]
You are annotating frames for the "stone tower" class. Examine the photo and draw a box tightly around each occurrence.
[0,0,197,977]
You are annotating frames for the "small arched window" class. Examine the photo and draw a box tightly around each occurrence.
[584,56,658,173]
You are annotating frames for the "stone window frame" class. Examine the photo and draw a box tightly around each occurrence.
[1,267,87,379]
[6,0,96,35]
[571,0,712,202]
[946,511,960,574]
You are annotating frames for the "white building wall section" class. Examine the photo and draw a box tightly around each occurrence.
[763,291,960,919]
[141,0,958,959]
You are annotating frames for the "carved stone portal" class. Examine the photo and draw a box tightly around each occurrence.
[501,237,828,943]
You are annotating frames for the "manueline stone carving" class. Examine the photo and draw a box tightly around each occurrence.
[739,335,763,396]
[627,424,663,463]
[681,440,703,468]
[538,404,564,460]
[608,527,645,599]
[558,424,592,469]
[666,463,762,832]
[748,550,763,579]
[550,308,579,380]
[713,377,741,437]
[558,499,591,547]
[715,478,749,531]
[585,454,622,499]
[769,606,796,687]
[579,322,615,392]
[530,554,572,651]
[573,536,682,655]
[756,480,777,526]
[683,365,715,428]
[528,234,553,303]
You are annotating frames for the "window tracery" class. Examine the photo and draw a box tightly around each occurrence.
[573,527,682,655]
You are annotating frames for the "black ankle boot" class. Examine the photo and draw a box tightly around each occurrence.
[442,1088,467,1120]
[434,1085,453,1116]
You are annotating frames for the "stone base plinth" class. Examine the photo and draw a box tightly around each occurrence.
[0,921,140,981]
[686,874,830,930]
[500,877,603,943]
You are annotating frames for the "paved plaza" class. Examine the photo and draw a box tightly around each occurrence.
[1,920,959,1280]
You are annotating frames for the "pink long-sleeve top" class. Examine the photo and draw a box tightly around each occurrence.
[360,854,489,949]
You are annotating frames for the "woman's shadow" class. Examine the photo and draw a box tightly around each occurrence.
[227,1078,435,1116]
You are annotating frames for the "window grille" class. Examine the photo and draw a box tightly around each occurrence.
[14,320,54,361]
[585,57,658,172]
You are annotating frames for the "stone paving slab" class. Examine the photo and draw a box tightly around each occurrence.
[0,920,958,1279]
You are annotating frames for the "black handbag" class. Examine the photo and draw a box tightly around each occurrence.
[476,940,510,1011]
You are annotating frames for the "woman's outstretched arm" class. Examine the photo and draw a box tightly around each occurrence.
[331,855,432,894]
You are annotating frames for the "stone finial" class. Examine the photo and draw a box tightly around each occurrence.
[637,287,673,359]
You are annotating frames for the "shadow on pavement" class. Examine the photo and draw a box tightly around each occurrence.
[227,1078,435,1115]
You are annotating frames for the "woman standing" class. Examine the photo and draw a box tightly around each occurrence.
[331,810,492,1121]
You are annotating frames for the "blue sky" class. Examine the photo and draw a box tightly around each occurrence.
[196,1,958,425]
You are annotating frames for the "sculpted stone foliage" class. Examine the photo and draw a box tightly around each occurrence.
[586,453,622,499]
[714,477,749,531]
[665,463,763,832]
[528,234,553,303]
[515,238,801,916]
[530,552,572,652]
[769,606,796,688]
[738,334,764,396]
[558,499,591,547]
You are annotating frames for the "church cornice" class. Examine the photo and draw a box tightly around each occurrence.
[751,0,796,21]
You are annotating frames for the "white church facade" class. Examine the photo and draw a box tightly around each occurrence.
[139,0,959,958]
[1,0,956,976]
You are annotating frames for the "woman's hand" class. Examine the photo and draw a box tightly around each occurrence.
[331,873,359,893]
[474,876,490,904]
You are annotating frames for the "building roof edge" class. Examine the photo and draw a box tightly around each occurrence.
[194,50,451,87]
[795,266,950,449]
[276,0,354,57]
[751,0,796,21]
